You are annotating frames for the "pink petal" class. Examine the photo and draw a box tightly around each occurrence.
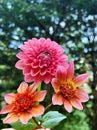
[31,105,44,117]
[24,74,33,82]
[17,82,28,93]
[19,112,32,124]
[15,60,25,69]
[33,90,47,102]
[16,52,28,59]
[29,83,38,94]
[70,98,83,110]
[73,73,89,87]
[52,93,63,105]
[0,104,14,114]
[3,113,19,124]
[4,93,15,104]
[63,99,72,113]
[67,61,74,80]
[56,66,67,81]
[23,66,31,75]
[76,88,89,102]
[51,78,60,93]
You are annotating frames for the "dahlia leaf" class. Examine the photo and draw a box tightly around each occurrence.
[42,111,66,128]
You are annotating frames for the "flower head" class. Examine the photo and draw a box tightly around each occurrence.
[51,61,89,113]
[0,82,47,124]
[15,38,68,84]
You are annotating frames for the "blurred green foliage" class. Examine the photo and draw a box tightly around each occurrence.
[0,0,97,130]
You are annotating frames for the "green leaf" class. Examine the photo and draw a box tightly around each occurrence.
[11,119,36,130]
[42,111,66,129]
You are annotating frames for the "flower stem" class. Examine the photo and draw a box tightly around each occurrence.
[37,83,41,92]
[32,117,41,127]
[45,103,53,112]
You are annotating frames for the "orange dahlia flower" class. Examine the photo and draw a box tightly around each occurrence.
[51,61,89,113]
[0,82,47,124]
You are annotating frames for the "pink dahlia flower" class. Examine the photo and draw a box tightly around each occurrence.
[51,61,89,113]
[0,82,47,124]
[15,38,68,84]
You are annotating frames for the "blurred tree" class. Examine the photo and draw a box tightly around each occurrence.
[0,0,97,130]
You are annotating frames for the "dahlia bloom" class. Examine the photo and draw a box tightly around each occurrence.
[15,38,68,84]
[51,61,89,113]
[0,82,47,124]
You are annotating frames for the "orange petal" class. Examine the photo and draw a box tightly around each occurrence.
[19,112,32,124]
[63,99,72,113]
[70,98,83,110]
[0,104,14,114]
[76,88,89,102]
[31,104,44,117]
[33,90,47,102]
[3,113,19,124]
[52,93,63,105]
[67,61,74,80]
[4,93,15,104]
[73,73,89,87]
[56,66,67,81]
[17,82,28,93]
[51,78,60,93]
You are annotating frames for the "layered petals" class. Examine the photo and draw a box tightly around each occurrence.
[15,38,68,83]
[0,82,47,124]
[51,61,89,113]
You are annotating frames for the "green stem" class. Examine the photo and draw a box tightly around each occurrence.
[32,117,41,128]
[45,103,53,112]
[37,83,41,92]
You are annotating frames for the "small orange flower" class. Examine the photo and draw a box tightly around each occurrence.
[51,61,89,113]
[0,82,47,124]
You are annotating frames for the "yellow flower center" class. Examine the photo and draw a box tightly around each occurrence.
[60,80,76,98]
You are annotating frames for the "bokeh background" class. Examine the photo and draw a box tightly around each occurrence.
[0,0,97,130]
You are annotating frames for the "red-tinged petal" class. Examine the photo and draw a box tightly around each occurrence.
[3,113,19,124]
[17,82,28,93]
[24,74,33,82]
[76,88,89,102]
[70,98,83,110]
[51,78,60,93]
[19,112,32,124]
[23,66,31,75]
[52,93,63,105]
[29,83,38,94]
[73,73,89,87]
[0,104,14,114]
[56,66,67,81]
[4,93,15,104]
[31,105,44,117]
[67,61,74,80]
[15,60,25,69]
[33,90,47,102]
[63,99,72,113]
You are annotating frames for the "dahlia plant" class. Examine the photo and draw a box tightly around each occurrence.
[0,38,89,130]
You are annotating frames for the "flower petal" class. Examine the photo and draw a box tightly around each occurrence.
[63,99,72,113]
[15,60,25,69]
[76,88,89,102]
[73,73,89,87]
[33,90,47,102]
[4,93,15,104]
[0,104,14,114]
[19,112,32,124]
[52,93,63,105]
[17,82,28,93]
[51,78,60,93]
[70,98,83,110]
[24,74,33,82]
[29,83,38,94]
[56,66,67,81]
[3,113,19,124]
[67,61,74,80]
[31,105,44,117]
